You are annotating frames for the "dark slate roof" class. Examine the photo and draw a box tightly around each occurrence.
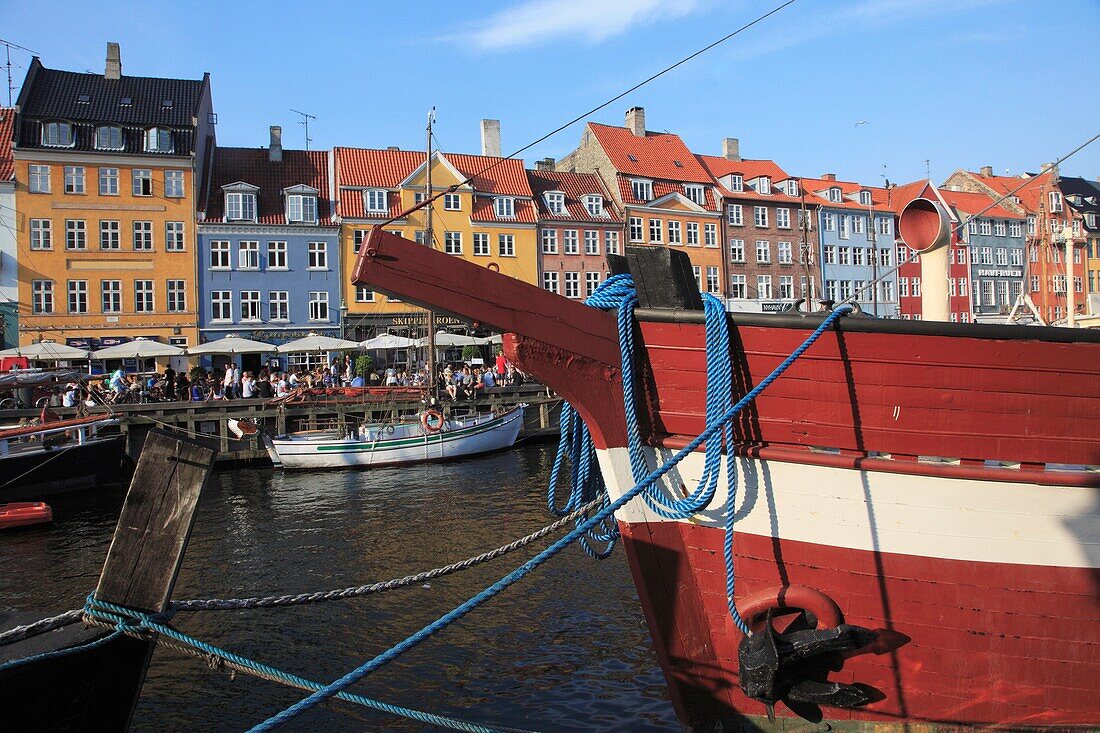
[14,57,206,154]
[1059,176,1100,215]
[202,147,334,226]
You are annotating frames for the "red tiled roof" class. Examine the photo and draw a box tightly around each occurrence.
[0,108,14,181]
[616,176,721,212]
[697,155,804,203]
[886,180,933,215]
[334,147,422,190]
[589,122,713,184]
[527,169,622,223]
[960,170,1056,214]
[202,147,333,225]
[801,176,892,210]
[446,154,532,196]
[938,188,1022,219]
[470,196,537,224]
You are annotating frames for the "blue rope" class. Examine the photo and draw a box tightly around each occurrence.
[250,298,852,731]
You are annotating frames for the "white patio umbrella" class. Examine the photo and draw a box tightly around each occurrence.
[274,333,361,353]
[360,333,417,350]
[92,338,186,360]
[415,331,490,348]
[187,334,276,356]
[0,341,91,360]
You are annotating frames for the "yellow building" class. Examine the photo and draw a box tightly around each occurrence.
[334,147,538,340]
[11,46,214,353]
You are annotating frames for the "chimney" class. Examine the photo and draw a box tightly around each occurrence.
[386,146,400,151]
[480,119,501,157]
[626,106,646,137]
[105,42,122,80]
[1040,162,1055,173]
[536,157,555,171]
[269,126,282,163]
[822,173,836,181]
[980,165,993,177]
[722,137,741,162]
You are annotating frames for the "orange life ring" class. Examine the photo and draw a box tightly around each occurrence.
[421,409,444,434]
[736,584,843,634]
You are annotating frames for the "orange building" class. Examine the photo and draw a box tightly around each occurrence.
[11,45,214,351]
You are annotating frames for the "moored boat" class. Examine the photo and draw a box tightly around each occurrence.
[0,415,125,501]
[352,223,1100,729]
[262,405,526,470]
[0,502,53,529]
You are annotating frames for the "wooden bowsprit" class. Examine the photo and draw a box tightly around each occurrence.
[0,429,218,731]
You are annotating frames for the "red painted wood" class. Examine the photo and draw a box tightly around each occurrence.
[620,519,1100,728]
[0,415,112,440]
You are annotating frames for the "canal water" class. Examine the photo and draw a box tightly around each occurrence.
[1,442,678,732]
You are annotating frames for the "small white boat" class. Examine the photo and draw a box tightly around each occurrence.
[262,405,526,470]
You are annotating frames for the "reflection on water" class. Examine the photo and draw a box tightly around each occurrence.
[0,444,676,732]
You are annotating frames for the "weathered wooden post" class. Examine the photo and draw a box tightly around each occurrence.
[0,429,218,731]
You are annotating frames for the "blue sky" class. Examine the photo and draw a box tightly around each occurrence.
[4,0,1098,186]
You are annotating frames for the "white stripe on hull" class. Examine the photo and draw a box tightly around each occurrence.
[596,446,1099,569]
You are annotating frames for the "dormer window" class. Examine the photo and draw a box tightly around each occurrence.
[829,187,842,203]
[683,184,705,205]
[42,121,74,147]
[364,189,388,213]
[544,191,565,215]
[494,196,515,218]
[95,126,123,150]
[786,180,799,197]
[223,184,259,222]
[630,179,653,202]
[1049,191,1063,212]
[757,177,771,195]
[859,190,872,206]
[584,194,604,217]
[1086,213,1097,229]
[144,127,173,153]
[729,175,743,192]
[287,194,318,224]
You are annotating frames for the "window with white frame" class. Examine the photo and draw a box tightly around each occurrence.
[355,286,375,303]
[706,266,720,294]
[240,291,261,321]
[563,230,579,254]
[564,271,580,298]
[838,246,851,265]
[165,170,185,198]
[838,280,853,300]
[649,219,663,242]
[880,247,893,268]
[631,179,653,201]
[605,230,619,255]
[728,174,743,192]
[473,233,490,256]
[1010,247,1023,266]
[912,277,921,297]
[144,127,173,153]
[776,208,791,229]
[994,220,1007,237]
[307,241,328,269]
[269,291,289,320]
[881,280,894,302]
[353,230,369,253]
[308,291,329,321]
[997,280,1010,305]
[29,164,51,193]
[877,217,892,235]
[704,223,717,247]
[585,271,602,297]
[211,291,232,321]
[824,212,836,231]
[756,240,770,263]
[859,190,871,206]
[1026,215,1036,235]
[585,195,604,217]
[1049,191,1063,212]
[239,241,260,269]
[668,220,682,245]
[133,221,153,251]
[730,274,746,298]
[978,219,992,236]
[778,241,792,264]
[541,229,558,254]
[101,280,121,313]
[787,180,799,196]
[166,280,186,313]
[32,280,54,313]
[364,189,388,213]
[853,246,865,266]
[757,274,772,299]
[753,206,768,227]
[899,277,909,297]
[67,280,88,313]
[444,193,461,211]
[95,125,123,150]
[64,166,85,194]
[779,275,794,299]
[134,280,154,312]
[852,215,865,234]
[132,169,153,196]
[498,233,515,257]
[585,230,600,255]
[30,219,52,250]
[686,222,699,246]
[287,194,318,223]
[42,121,74,147]
[824,245,837,264]
[684,184,705,205]
[266,241,287,269]
[693,266,702,291]
[959,277,968,296]
[494,197,515,218]
[99,167,119,195]
[1011,280,1022,302]
[730,239,745,262]
[838,215,850,239]
[444,231,462,254]
[980,246,993,265]
[542,271,559,294]
[166,222,185,251]
[728,204,743,226]
[66,220,86,250]
[544,192,565,215]
[100,220,120,250]
[829,187,842,203]
[210,240,231,269]
[628,217,643,241]
[226,192,257,221]
[995,247,1008,266]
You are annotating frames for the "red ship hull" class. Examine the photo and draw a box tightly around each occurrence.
[353,231,1100,730]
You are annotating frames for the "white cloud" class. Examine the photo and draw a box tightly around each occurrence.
[468,0,699,52]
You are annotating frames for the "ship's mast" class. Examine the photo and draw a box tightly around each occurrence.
[425,109,436,392]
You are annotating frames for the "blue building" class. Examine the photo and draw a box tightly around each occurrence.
[803,176,899,318]
[197,128,340,373]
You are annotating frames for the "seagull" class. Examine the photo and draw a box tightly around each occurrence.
[854,120,868,127]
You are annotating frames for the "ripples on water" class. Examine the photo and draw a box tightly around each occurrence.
[1,443,677,732]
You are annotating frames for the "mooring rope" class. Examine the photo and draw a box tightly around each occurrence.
[0,608,85,646]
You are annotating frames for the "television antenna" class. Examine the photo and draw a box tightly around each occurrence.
[290,108,316,150]
[0,37,37,106]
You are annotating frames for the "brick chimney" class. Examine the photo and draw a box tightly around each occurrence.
[536,157,555,171]
[105,42,122,80]
[1040,162,1055,173]
[626,106,645,137]
[822,173,836,181]
[269,126,282,163]
[480,119,501,157]
[980,165,993,177]
[722,137,741,162]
